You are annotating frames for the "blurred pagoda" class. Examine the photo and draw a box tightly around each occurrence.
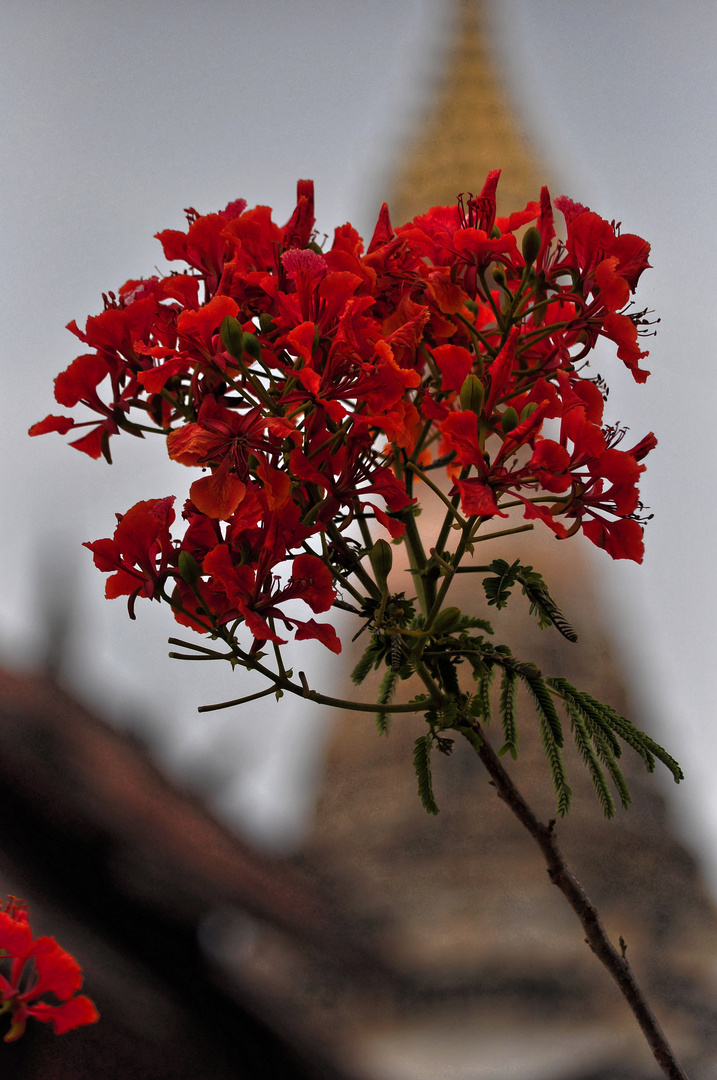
[284,2,717,1077]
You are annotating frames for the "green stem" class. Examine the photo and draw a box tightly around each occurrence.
[413,658,445,704]
[326,520,381,599]
[405,462,467,528]
[422,526,473,637]
[402,510,430,615]
[453,311,492,368]
[394,454,431,615]
[469,523,534,545]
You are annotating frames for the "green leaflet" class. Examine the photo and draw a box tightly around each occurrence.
[498,668,519,759]
[413,734,439,815]
[481,558,578,642]
[569,709,616,818]
[482,558,520,609]
[376,665,398,735]
[548,678,684,785]
[476,666,495,724]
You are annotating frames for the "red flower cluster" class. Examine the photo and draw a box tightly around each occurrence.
[31,174,656,651]
[0,898,98,1042]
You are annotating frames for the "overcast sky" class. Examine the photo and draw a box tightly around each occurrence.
[3,1,717,885]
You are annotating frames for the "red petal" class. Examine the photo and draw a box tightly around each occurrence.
[294,619,342,654]
[0,910,33,957]
[28,415,75,436]
[582,516,644,562]
[29,995,99,1035]
[54,355,108,408]
[190,464,246,520]
[28,938,82,1001]
[291,553,335,613]
[432,344,473,393]
[455,479,507,518]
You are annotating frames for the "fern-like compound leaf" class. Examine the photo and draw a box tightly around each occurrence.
[522,670,570,813]
[522,670,564,748]
[568,708,616,818]
[482,558,520,609]
[351,640,382,685]
[476,666,495,724]
[413,734,439,815]
[376,666,398,735]
[498,668,519,759]
[516,569,578,643]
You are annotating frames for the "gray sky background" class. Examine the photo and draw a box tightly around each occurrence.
[3,2,717,885]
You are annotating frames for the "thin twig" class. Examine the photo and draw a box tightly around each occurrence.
[468,720,690,1080]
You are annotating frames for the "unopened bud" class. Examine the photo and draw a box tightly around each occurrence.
[492,265,506,288]
[521,226,541,267]
[460,374,484,415]
[369,539,393,592]
[242,332,262,361]
[431,606,462,635]
[220,316,244,360]
[178,550,201,586]
[501,406,520,434]
[520,401,539,422]
[259,312,277,335]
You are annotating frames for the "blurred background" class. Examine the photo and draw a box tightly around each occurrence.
[2,1,717,1077]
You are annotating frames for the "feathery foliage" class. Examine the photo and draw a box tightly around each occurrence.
[413,734,439,815]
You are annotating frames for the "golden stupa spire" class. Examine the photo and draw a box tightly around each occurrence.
[389,0,546,224]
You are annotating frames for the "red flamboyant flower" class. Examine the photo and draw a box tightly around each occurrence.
[34,169,659,665]
[0,899,98,1042]
[84,497,176,606]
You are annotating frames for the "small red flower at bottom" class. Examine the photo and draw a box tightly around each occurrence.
[0,898,99,1042]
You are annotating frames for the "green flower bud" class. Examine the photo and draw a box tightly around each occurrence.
[431,606,462,635]
[520,401,539,422]
[501,406,520,434]
[178,550,201,586]
[242,332,262,362]
[369,539,393,592]
[492,265,506,288]
[259,312,277,335]
[521,226,541,268]
[220,316,244,360]
[460,373,484,415]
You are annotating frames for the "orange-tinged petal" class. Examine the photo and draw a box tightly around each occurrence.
[256,458,290,510]
[167,423,215,466]
[190,463,246,520]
